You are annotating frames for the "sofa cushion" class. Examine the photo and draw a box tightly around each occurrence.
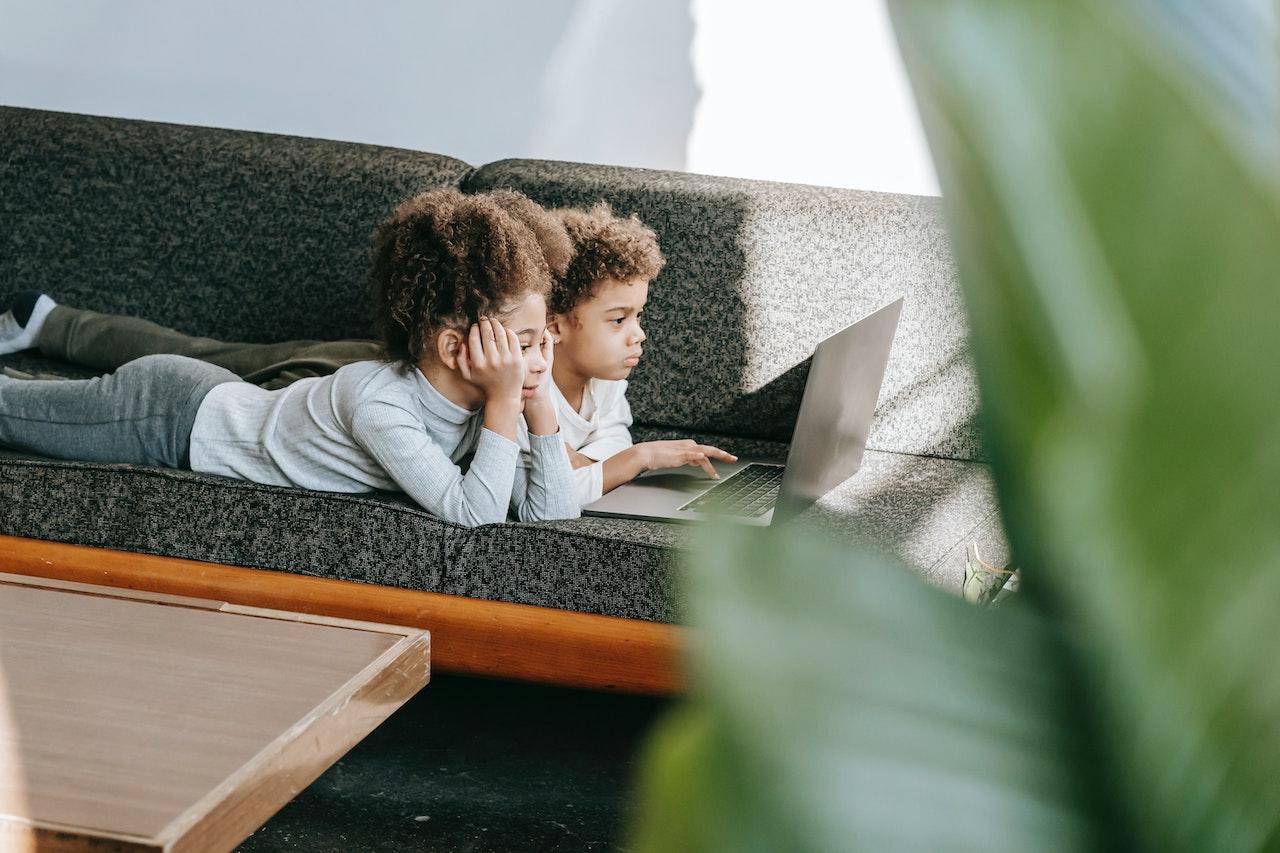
[0,352,1000,622]
[0,106,473,344]
[0,444,996,623]
[464,159,982,462]
[0,449,682,621]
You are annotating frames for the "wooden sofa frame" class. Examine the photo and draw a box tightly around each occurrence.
[0,535,683,696]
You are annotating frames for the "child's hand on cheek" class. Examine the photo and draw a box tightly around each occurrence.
[457,318,525,440]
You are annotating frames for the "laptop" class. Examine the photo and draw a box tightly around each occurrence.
[583,298,903,525]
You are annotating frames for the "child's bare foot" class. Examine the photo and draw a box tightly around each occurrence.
[0,292,56,355]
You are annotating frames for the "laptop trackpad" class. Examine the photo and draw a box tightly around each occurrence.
[633,471,718,491]
[583,459,753,519]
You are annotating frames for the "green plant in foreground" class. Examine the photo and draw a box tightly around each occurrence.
[630,1,1280,850]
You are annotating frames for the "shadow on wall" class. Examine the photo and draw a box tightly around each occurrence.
[528,0,700,171]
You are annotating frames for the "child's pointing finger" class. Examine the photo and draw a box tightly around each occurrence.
[692,453,719,480]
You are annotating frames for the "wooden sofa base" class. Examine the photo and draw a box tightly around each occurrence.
[0,535,684,695]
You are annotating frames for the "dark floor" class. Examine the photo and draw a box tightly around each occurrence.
[238,674,670,852]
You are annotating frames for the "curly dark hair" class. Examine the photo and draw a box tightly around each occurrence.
[549,203,666,315]
[369,188,555,364]
[488,189,573,279]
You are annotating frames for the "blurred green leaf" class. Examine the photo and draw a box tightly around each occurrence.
[631,0,1280,850]
[631,524,1115,852]
[891,0,1280,847]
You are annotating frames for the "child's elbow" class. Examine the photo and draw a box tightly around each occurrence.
[466,507,511,527]
[517,502,581,523]
[429,501,506,528]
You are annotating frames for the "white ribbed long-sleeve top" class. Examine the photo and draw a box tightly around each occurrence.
[526,378,633,506]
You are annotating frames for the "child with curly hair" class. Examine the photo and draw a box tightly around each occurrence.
[545,203,735,506]
[0,188,579,526]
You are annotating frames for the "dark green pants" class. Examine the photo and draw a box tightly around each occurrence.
[38,307,382,390]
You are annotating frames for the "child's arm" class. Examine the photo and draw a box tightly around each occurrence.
[510,435,580,521]
[569,383,738,498]
[600,440,738,492]
[575,381,634,459]
[563,455,603,507]
[457,319,525,444]
[345,315,526,525]
[564,381,634,504]
[351,401,519,526]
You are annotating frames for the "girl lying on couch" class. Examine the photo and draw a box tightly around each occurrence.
[0,188,580,526]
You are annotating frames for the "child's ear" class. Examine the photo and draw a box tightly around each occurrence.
[437,328,465,369]
[546,315,565,343]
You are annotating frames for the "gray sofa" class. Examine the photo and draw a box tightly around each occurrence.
[0,105,1007,630]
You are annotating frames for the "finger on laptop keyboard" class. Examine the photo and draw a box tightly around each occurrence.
[700,444,737,463]
[694,454,719,479]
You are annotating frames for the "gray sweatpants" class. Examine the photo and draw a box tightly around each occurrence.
[0,354,239,468]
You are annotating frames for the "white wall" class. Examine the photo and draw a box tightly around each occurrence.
[689,0,937,194]
[0,0,937,195]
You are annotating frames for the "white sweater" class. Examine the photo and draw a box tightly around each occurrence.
[189,360,580,526]
[518,378,633,506]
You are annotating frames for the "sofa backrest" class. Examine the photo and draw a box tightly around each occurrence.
[1,109,981,462]
[0,107,472,343]
[465,160,982,461]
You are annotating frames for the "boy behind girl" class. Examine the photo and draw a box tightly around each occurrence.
[545,203,734,505]
[0,196,733,507]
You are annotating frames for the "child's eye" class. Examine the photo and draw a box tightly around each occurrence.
[520,344,533,352]
[611,317,625,325]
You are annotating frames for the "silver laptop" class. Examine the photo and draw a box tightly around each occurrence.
[583,298,903,525]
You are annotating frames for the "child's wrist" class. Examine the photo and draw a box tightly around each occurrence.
[629,444,653,475]
[485,394,522,417]
[483,397,521,437]
[524,400,559,436]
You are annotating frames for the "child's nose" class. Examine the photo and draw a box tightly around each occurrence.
[632,324,647,344]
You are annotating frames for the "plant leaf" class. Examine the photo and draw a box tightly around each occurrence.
[890,0,1280,847]
[630,524,1116,852]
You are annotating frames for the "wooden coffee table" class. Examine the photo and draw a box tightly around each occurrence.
[0,572,430,852]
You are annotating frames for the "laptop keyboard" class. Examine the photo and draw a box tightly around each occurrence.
[679,463,784,517]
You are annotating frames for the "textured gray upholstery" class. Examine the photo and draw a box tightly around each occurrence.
[0,108,1008,623]
[465,159,982,461]
[0,106,473,344]
[0,435,993,622]
[0,445,680,621]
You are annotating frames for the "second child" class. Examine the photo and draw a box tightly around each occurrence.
[547,203,736,506]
